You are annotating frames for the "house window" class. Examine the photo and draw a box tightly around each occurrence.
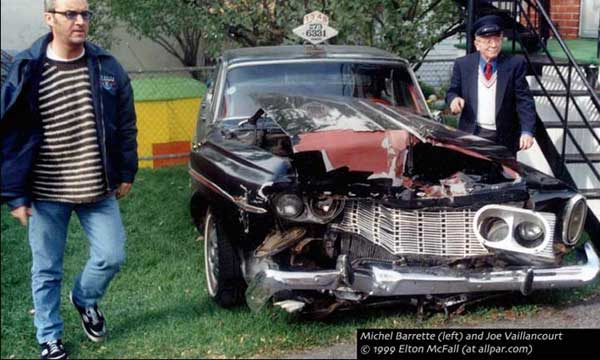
[579,0,600,38]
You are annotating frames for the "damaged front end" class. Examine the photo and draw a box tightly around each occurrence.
[192,95,599,316]
[246,242,599,313]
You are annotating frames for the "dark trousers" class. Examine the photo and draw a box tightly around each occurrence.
[474,126,497,142]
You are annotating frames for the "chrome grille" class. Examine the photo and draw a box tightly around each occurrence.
[333,201,488,257]
[539,212,557,259]
[333,201,557,259]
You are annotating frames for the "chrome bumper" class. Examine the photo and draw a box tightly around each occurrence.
[246,242,600,312]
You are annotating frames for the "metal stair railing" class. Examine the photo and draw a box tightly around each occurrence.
[510,0,600,186]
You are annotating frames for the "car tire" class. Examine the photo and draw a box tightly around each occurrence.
[204,208,246,307]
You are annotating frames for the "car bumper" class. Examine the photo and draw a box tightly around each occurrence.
[246,242,600,312]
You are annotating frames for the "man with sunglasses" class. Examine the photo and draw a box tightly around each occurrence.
[446,15,536,155]
[1,0,137,358]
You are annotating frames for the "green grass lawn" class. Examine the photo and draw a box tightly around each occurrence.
[2,166,598,358]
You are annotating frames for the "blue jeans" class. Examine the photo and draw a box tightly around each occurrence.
[28,195,126,343]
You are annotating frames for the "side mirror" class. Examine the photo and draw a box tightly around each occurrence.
[205,79,213,89]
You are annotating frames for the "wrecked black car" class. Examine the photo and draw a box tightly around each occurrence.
[189,45,599,316]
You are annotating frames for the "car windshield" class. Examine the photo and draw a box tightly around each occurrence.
[218,62,429,120]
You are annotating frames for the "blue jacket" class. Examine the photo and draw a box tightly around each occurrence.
[1,34,138,209]
[445,52,536,154]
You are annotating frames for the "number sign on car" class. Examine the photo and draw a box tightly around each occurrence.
[293,11,338,45]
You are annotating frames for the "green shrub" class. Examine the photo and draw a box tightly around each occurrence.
[419,81,436,98]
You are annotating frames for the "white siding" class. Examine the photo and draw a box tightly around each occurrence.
[416,35,465,89]
[1,0,47,51]
[1,0,186,70]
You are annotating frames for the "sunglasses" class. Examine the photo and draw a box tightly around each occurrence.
[48,10,93,21]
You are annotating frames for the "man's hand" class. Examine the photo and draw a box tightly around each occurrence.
[11,206,32,226]
[116,182,132,199]
[450,97,465,114]
[519,134,534,150]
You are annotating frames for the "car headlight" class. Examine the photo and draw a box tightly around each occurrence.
[515,221,545,248]
[474,205,552,255]
[479,217,509,242]
[308,197,344,222]
[274,194,304,219]
[562,195,587,246]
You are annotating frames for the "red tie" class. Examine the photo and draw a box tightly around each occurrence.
[484,63,492,80]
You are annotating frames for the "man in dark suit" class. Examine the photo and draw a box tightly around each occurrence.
[446,15,536,155]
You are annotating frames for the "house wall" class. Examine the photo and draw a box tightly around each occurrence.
[416,35,464,90]
[549,0,582,39]
[108,27,184,70]
[0,0,186,70]
[0,0,47,51]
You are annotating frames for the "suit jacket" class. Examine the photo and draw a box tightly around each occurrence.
[445,52,536,154]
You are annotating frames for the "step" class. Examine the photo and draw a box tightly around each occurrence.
[539,65,598,87]
[543,121,600,129]
[535,96,600,123]
[564,153,600,163]
[528,68,597,94]
[531,89,600,97]
[528,54,572,66]
[565,163,600,189]
[580,189,600,200]
[546,128,600,154]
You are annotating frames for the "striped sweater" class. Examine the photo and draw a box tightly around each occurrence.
[31,53,107,203]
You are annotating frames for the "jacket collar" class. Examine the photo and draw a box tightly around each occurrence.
[17,33,110,62]
[478,56,497,74]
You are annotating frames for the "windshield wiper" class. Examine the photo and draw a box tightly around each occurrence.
[232,108,287,146]
[238,108,265,127]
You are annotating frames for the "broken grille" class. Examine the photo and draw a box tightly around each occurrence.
[333,201,557,259]
[334,201,487,257]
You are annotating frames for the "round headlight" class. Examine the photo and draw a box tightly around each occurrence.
[563,196,587,245]
[274,194,304,219]
[515,221,545,248]
[480,217,509,242]
[308,197,344,222]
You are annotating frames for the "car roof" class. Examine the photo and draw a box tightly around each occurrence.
[221,45,408,65]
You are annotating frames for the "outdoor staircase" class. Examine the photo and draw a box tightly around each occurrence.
[459,0,600,243]
[525,64,600,232]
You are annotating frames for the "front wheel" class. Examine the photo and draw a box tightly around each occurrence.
[204,208,246,307]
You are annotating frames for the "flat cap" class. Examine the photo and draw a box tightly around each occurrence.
[474,15,503,37]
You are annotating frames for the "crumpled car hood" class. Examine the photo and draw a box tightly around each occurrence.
[254,94,520,184]
[258,94,517,161]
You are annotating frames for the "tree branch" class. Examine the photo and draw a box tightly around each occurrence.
[417,0,445,21]
[404,0,419,20]
[154,34,184,63]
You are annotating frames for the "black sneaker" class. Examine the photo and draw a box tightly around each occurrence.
[69,292,107,342]
[40,339,67,360]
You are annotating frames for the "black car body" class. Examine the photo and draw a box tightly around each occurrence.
[189,45,599,315]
